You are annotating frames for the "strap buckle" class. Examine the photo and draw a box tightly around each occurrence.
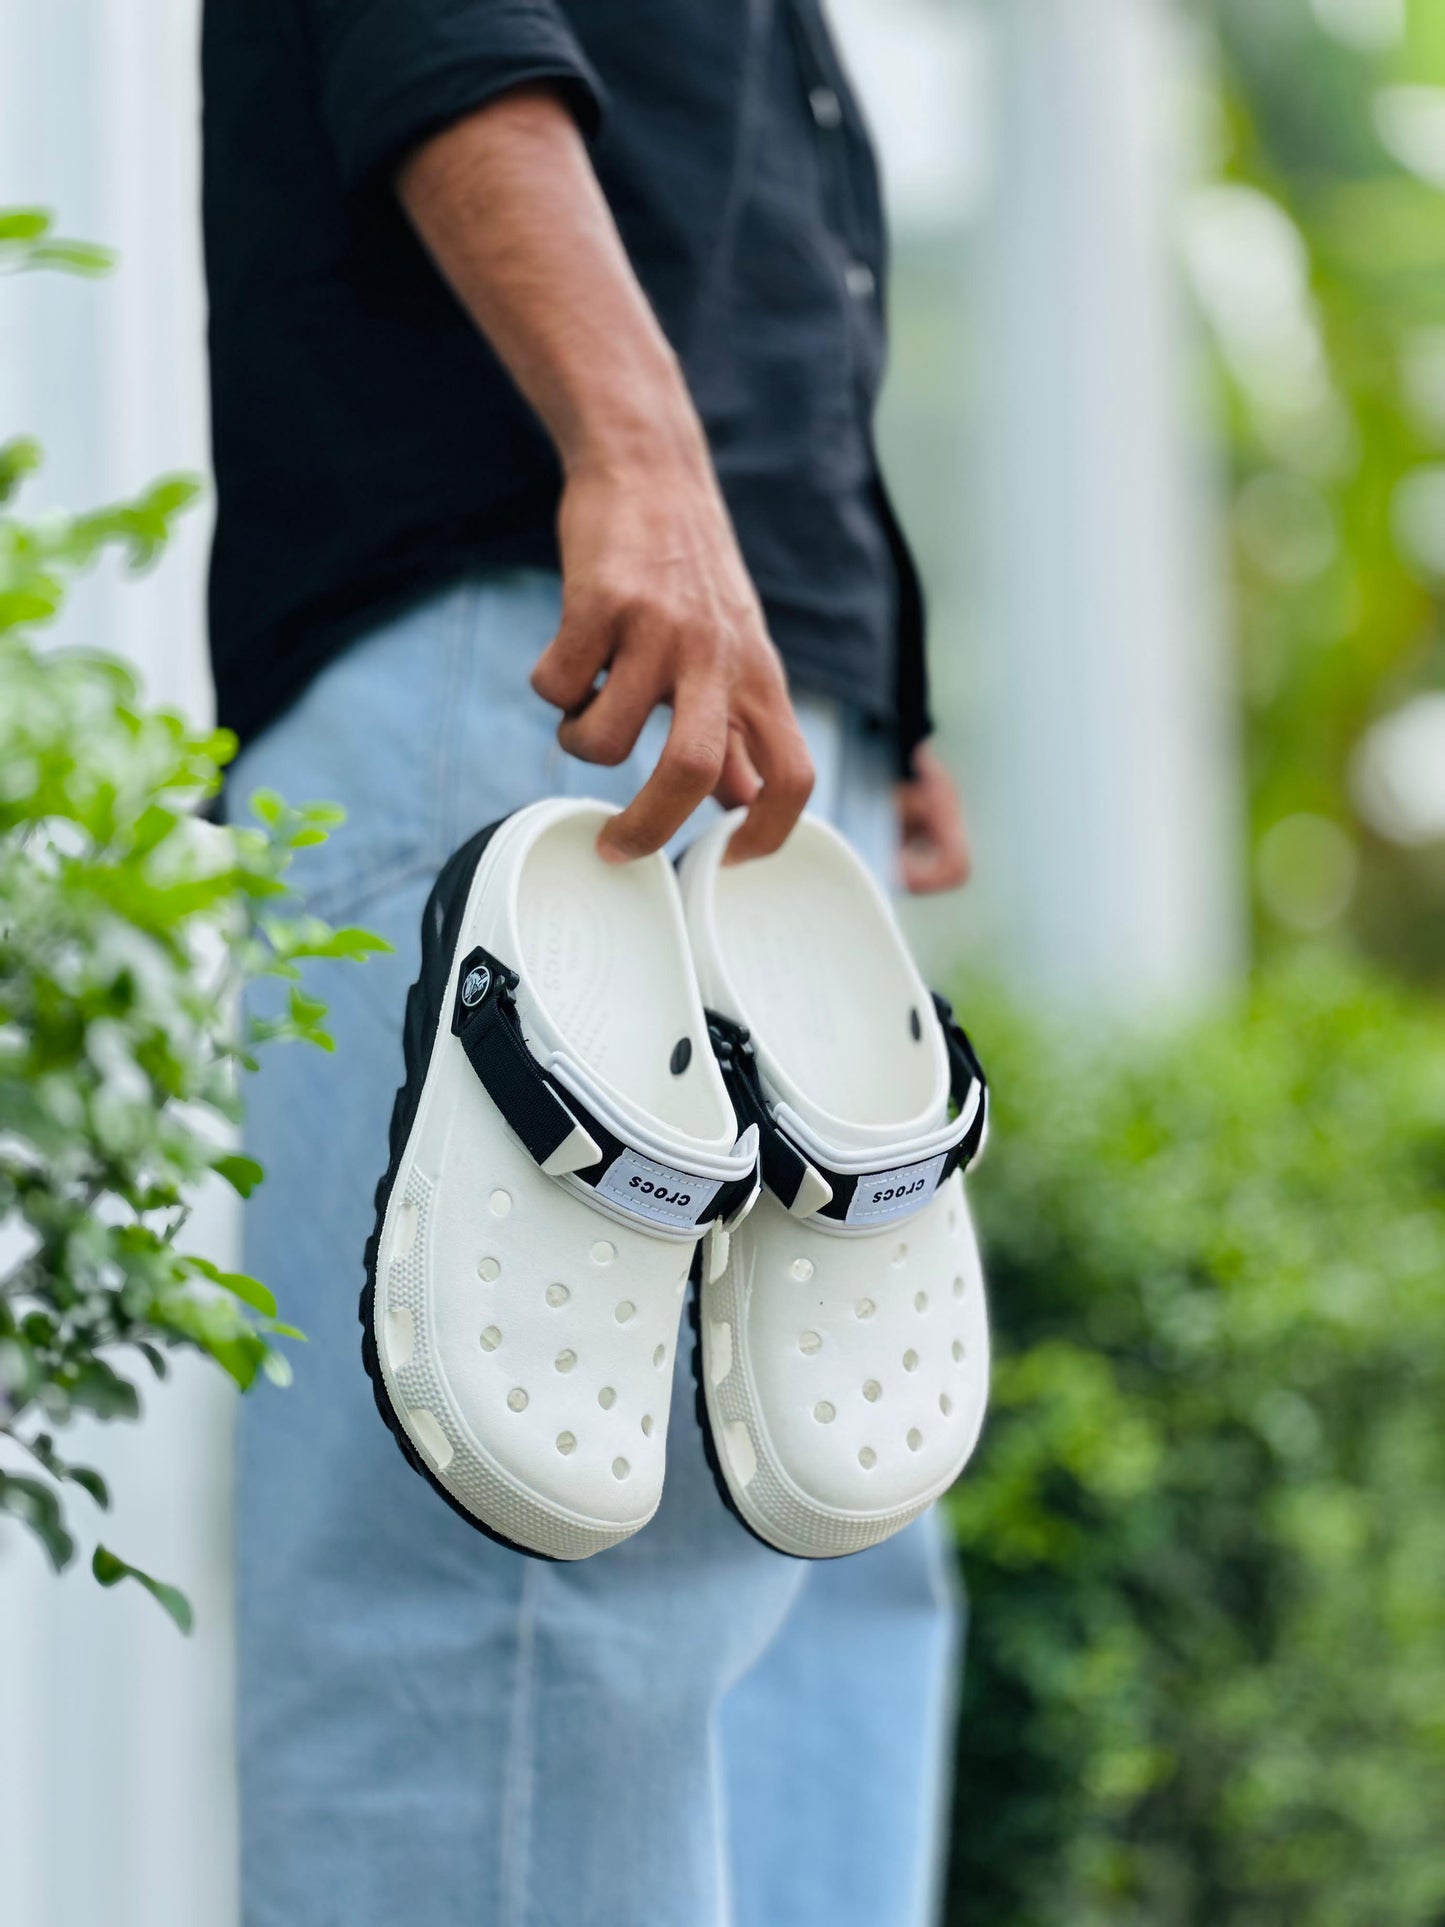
[452,947,759,1231]
[706,995,988,1228]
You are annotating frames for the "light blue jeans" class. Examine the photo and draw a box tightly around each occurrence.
[232,571,961,1927]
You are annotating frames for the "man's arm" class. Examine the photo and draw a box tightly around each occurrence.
[397,86,814,863]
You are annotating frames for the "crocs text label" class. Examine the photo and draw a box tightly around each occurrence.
[845,1152,947,1226]
[597,1148,721,1230]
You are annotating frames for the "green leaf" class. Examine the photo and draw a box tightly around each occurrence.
[92,1545,193,1634]
[28,239,114,277]
[0,435,42,504]
[27,1434,110,1510]
[0,208,51,241]
[249,788,286,828]
[211,1152,265,1199]
[64,1359,141,1423]
[0,1473,76,1571]
[213,1270,276,1318]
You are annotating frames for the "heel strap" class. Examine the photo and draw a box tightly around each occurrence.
[705,994,987,1230]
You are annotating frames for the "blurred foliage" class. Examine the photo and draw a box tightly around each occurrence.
[1203,0,1445,971]
[945,957,1445,1926]
[0,212,386,1628]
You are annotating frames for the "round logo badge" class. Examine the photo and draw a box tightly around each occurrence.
[461,963,492,1009]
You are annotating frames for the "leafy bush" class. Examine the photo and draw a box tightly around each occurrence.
[947,957,1445,1926]
[0,210,385,1627]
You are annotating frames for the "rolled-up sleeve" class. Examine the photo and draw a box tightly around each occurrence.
[302,0,606,190]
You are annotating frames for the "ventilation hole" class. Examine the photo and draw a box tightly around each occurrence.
[909,1006,922,1042]
[384,1307,414,1371]
[612,1456,631,1480]
[892,1243,908,1267]
[670,1036,693,1075]
[940,1392,953,1416]
[952,1273,965,1299]
[555,1349,577,1374]
[479,1326,502,1352]
[408,1408,452,1470]
[652,1343,666,1368]
[506,1386,529,1413]
[902,1349,920,1373]
[723,1421,758,1486]
[598,1386,617,1410]
[952,1339,966,1364]
[477,1256,501,1282]
[556,1431,577,1456]
[545,1282,570,1308]
[907,1427,923,1452]
[914,1290,929,1313]
[814,1400,836,1424]
[388,1199,418,1263]
[790,1257,815,1282]
[859,1445,877,1469]
[488,1189,512,1218]
[641,1413,655,1437]
[863,1379,882,1403]
[591,1240,616,1266]
[855,1298,876,1321]
[615,1300,636,1324]
[799,1330,822,1355]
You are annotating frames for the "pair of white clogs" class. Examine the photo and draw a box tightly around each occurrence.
[362,799,990,1562]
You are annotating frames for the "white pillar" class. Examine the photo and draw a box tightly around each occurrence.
[973,0,1244,1009]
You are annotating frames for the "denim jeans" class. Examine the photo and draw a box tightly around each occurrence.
[232,571,961,1927]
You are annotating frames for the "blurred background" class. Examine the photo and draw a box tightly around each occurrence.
[2,1,1443,1922]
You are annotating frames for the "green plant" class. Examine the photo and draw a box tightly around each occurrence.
[1201,2,1445,971]
[0,211,386,1628]
[945,957,1445,1926]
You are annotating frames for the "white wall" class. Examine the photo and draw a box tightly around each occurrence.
[0,7,239,1926]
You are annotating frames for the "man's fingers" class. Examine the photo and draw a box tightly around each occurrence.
[896,764,971,895]
[900,836,967,894]
[556,652,660,766]
[714,726,762,809]
[597,674,728,862]
[530,592,619,713]
[722,700,814,865]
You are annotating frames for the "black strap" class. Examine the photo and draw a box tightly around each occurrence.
[451,951,580,1166]
[706,996,987,1225]
[451,947,755,1228]
[931,991,989,1181]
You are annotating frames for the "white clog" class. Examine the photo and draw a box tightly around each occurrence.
[363,800,758,1560]
[679,812,990,1559]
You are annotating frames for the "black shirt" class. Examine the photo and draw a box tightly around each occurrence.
[201,0,930,763]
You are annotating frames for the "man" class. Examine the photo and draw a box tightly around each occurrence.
[204,2,970,1922]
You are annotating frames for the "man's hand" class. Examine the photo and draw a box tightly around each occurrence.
[897,741,970,894]
[398,88,812,861]
[532,445,813,866]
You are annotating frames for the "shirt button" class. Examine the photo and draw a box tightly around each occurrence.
[809,85,842,129]
[844,261,876,300]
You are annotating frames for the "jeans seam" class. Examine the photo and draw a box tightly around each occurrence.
[500,1560,541,1927]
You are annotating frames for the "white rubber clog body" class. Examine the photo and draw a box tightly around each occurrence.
[679,812,991,1559]
[366,800,746,1560]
